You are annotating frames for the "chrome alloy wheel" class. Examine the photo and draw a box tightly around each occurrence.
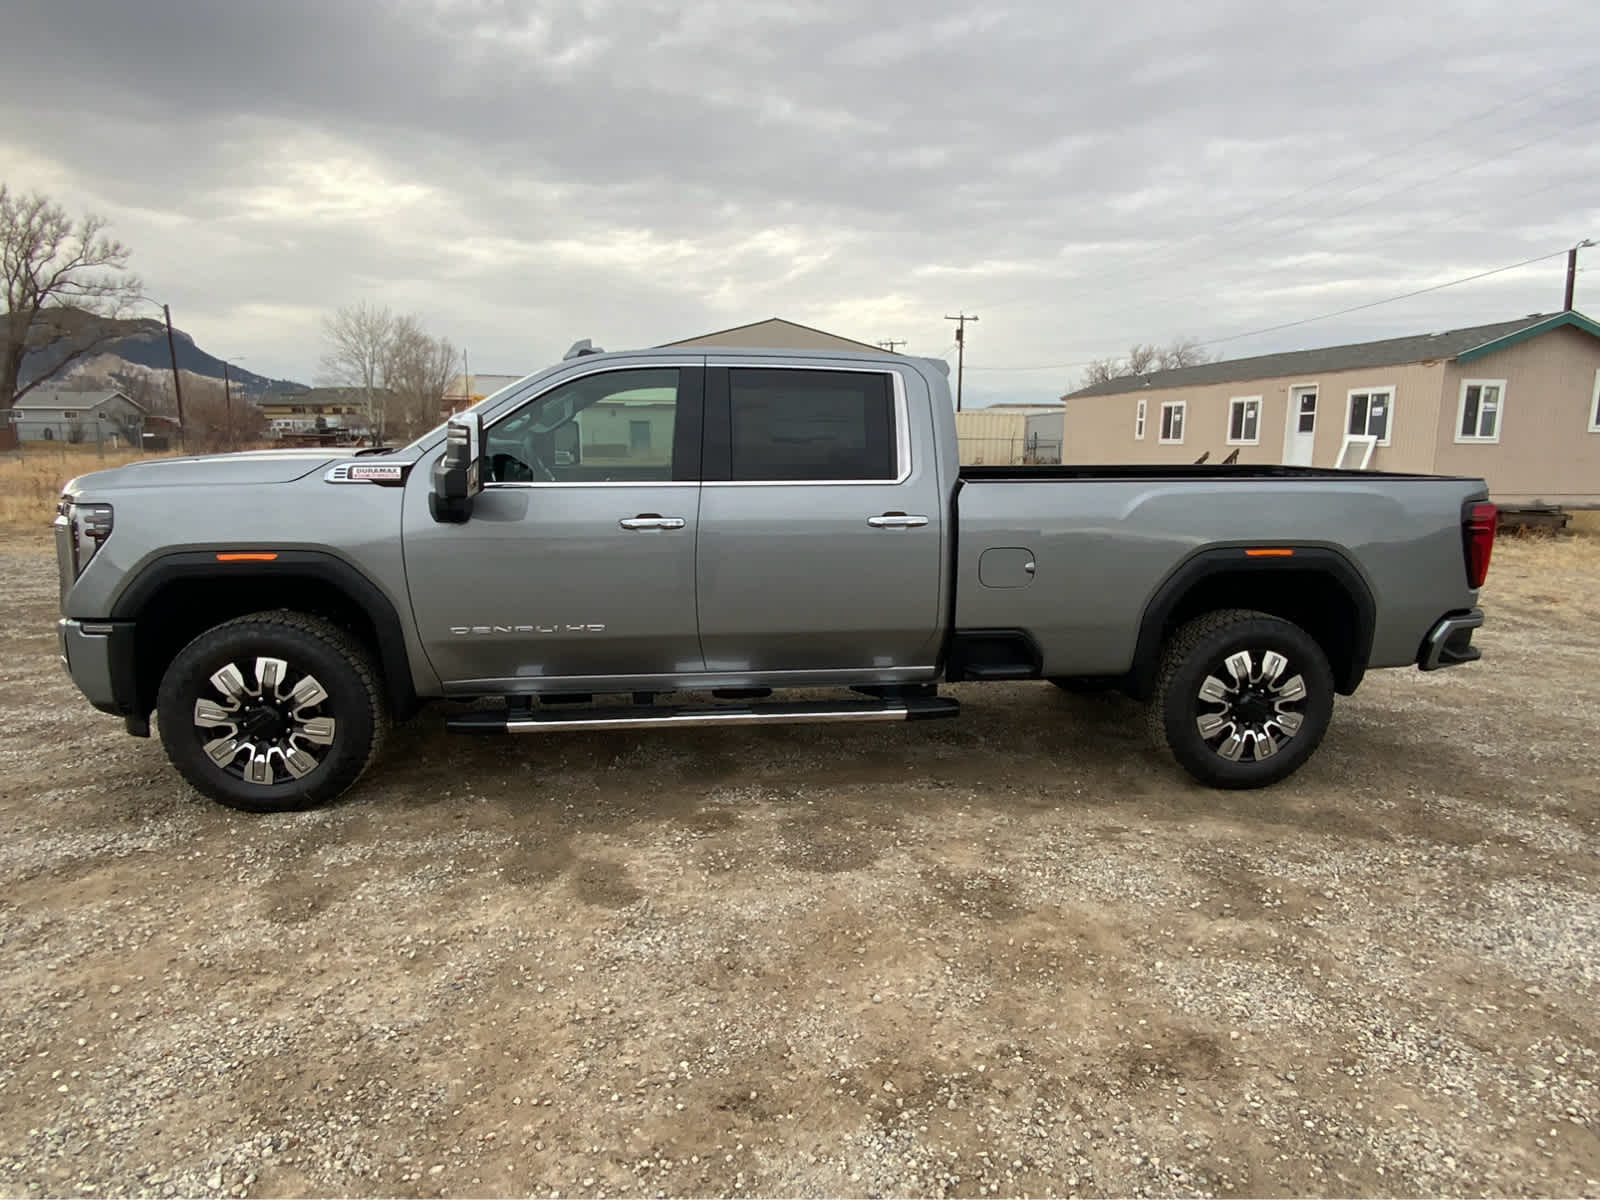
[1194,648,1308,763]
[192,657,336,785]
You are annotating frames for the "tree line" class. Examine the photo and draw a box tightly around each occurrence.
[1078,338,1211,388]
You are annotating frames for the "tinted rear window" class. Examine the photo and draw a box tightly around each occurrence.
[726,369,896,481]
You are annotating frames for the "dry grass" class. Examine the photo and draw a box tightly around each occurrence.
[0,448,174,532]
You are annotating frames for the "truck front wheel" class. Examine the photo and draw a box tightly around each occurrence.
[155,612,388,812]
[1148,608,1334,789]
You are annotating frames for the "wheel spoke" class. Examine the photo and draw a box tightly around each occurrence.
[1272,674,1307,703]
[193,699,236,729]
[1196,713,1230,740]
[283,747,318,779]
[1198,675,1232,704]
[255,657,288,700]
[245,752,273,785]
[288,675,329,712]
[204,735,243,766]
[1252,729,1280,759]
[1259,651,1289,686]
[295,716,336,746]
[1217,731,1247,761]
[209,663,251,703]
[1224,651,1254,686]
[1270,710,1304,736]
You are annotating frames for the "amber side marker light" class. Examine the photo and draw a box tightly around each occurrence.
[216,552,279,563]
[1245,548,1295,558]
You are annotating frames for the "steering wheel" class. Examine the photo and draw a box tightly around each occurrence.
[528,449,556,482]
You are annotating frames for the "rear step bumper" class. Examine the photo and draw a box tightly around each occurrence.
[1418,608,1484,670]
[447,696,960,734]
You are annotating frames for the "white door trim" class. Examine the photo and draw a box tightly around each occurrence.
[1282,382,1318,466]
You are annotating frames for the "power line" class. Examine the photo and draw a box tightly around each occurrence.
[877,339,906,352]
[978,74,1600,315]
[965,246,1573,372]
[980,108,1600,362]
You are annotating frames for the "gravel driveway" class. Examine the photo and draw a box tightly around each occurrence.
[1,531,1597,1198]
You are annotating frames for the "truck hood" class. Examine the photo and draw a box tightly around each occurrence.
[62,449,345,496]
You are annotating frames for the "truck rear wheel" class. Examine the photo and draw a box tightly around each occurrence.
[1148,608,1334,789]
[155,612,388,812]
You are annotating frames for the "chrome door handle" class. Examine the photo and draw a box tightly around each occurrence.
[867,514,929,528]
[619,516,686,531]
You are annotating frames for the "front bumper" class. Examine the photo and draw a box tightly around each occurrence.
[57,618,141,718]
[1418,608,1484,671]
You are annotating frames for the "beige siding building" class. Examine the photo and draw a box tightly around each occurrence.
[955,406,1065,464]
[1061,312,1600,505]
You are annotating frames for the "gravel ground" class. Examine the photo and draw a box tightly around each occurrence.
[1,530,1597,1198]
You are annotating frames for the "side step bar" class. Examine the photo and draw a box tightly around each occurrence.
[446,695,960,735]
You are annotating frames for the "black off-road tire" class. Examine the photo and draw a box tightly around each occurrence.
[1147,608,1334,789]
[156,612,388,812]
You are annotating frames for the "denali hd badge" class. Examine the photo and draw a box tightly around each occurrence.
[449,624,607,635]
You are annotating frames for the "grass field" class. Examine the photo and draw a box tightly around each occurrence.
[0,447,168,531]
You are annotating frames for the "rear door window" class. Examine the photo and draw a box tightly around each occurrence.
[726,369,896,482]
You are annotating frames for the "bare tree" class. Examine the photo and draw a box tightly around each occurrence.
[1076,337,1211,390]
[321,304,458,442]
[2,183,143,408]
[385,316,456,440]
[320,301,397,438]
[1079,357,1124,387]
[1155,337,1209,371]
[1124,343,1159,376]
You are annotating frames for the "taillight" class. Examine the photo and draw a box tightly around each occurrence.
[1463,502,1496,589]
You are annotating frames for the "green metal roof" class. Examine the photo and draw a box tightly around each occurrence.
[1454,310,1600,363]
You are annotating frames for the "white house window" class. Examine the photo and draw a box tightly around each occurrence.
[1227,396,1261,445]
[1456,379,1504,443]
[1159,401,1185,444]
[1134,398,1146,440]
[1346,388,1393,445]
[61,410,78,419]
[1590,370,1600,433]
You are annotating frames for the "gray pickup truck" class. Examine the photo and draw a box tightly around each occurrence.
[54,344,1495,811]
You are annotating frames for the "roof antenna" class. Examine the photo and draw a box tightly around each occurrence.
[563,339,603,360]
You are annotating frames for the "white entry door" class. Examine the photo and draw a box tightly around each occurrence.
[1283,386,1317,465]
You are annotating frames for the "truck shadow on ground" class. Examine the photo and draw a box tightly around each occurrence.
[348,683,1522,860]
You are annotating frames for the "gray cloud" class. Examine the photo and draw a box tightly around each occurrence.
[3,0,1597,402]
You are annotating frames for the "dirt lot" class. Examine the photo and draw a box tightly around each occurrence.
[1,527,1597,1198]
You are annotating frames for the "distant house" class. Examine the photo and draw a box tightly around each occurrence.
[1059,311,1600,506]
[12,389,146,447]
[260,388,382,437]
[442,373,524,415]
[658,316,885,353]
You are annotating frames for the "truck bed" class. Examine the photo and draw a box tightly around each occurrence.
[959,464,1463,483]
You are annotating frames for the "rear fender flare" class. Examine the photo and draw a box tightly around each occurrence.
[1128,547,1376,699]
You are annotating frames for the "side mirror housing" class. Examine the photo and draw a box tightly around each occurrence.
[430,412,484,523]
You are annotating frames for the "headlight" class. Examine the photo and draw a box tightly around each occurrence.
[57,499,114,578]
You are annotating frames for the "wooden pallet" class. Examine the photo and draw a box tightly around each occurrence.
[1497,505,1571,534]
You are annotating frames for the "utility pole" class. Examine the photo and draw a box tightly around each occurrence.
[222,360,233,449]
[1566,239,1594,311]
[161,304,187,453]
[878,339,906,353]
[944,313,978,411]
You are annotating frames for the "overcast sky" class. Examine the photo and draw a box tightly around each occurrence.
[4,0,1598,403]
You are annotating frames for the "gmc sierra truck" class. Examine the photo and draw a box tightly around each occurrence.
[54,343,1494,812]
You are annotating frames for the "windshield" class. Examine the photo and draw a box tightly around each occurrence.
[398,373,533,456]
